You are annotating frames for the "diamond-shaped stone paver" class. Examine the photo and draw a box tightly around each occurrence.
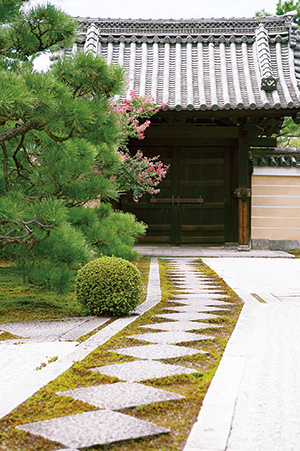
[57,382,184,410]
[54,449,80,451]
[112,344,206,359]
[174,282,219,288]
[170,298,232,307]
[172,293,228,299]
[166,306,229,313]
[156,312,219,322]
[17,410,169,448]
[175,290,224,296]
[140,321,222,332]
[90,360,198,382]
[54,448,80,451]
[129,331,214,344]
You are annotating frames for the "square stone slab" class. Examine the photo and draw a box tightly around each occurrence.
[57,382,184,410]
[166,306,229,313]
[140,321,222,332]
[113,344,206,359]
[172,293,227,299]
[54,449,80,451]
[17,410,169,448]
[174,283,218,289]
[129,332,214,344]
[170,299,232,307]
[90,360,198,382]
[174,288,224,294]
[156,312,219,322]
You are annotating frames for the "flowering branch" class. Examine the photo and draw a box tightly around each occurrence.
[108,90,169,201]
[116,150,169,201]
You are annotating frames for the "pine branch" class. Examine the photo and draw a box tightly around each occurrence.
[12,134,30,179]
[1,142,10,191]
[0,119,44,143]
[44,127,72,142]
[0,218,54,250]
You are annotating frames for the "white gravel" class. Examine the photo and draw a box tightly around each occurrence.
[197,257,300,451]
[203,257,300,294]
[226,303,300,451]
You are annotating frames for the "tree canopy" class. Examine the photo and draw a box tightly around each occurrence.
[256,0,300,25]
[0,0,166,292]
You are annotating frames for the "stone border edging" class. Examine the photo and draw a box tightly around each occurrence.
[183,289,259,451]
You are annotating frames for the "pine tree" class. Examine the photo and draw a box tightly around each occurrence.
[0,1,148,292]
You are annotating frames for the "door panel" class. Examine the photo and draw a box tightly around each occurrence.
[121,146,229,244]
[121,146,173,243]
[178,147,225,244]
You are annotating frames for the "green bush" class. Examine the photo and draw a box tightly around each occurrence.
[75,256,142,316]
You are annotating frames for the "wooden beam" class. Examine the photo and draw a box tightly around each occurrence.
[144,126,239,140]
[249,137,277,147]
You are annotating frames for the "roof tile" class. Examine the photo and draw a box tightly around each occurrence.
[68,16,300,111]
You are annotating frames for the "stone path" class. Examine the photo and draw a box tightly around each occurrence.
[134,244,292,258]
[14,258,231,450]
[4,253,299,450]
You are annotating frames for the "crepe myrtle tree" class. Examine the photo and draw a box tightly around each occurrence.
[0,1,168,292]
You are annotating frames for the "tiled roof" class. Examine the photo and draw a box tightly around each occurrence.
[251,148,300,167]
[66,15,300,111]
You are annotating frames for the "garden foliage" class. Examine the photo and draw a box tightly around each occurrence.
[0,0,167,292]
[76,256,142,316]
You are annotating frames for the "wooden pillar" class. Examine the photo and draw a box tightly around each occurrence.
[234,187,251,245]
[236,131,251,246]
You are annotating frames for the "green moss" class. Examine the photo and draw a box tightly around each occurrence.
[0,257,243,451]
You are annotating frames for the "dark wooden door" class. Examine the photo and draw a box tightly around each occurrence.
[121,145,230,244]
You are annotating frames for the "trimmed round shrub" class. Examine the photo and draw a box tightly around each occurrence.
[75,256,142,316]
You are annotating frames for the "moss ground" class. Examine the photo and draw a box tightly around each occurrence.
[288,251,300,258]
[0,258,150,325]
[0,258,243,451]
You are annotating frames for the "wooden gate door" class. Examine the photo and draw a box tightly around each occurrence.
[176,146,228,244]
[121,145,230,244]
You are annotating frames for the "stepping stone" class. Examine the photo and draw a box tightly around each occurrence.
[112,344,206,359]
[156,312,219,322]
[166,306,229,313]
[55,449,79,451]
[57,382,184,410]
[170,299,232,307]
[173,286,223,292]
[174,283,217,288]
[17,410,169,448]
[172,293,227,299]
[140,321,222,332]
[90,360,198,382]
[129,332,214,344]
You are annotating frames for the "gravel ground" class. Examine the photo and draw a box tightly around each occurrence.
[226,302,300,451]
[201,257,300,451]
[202,257,300,294]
